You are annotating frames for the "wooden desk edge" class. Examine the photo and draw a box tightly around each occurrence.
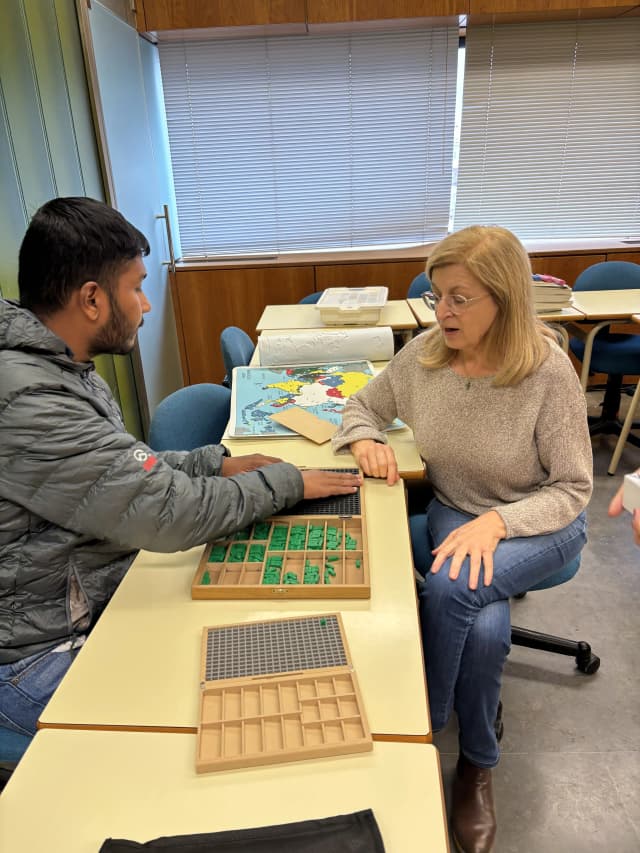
[38,721,432,742]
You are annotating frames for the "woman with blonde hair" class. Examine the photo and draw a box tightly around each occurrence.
[332,225,592,853]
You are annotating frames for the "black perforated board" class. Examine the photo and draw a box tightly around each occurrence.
[280,468,361,516]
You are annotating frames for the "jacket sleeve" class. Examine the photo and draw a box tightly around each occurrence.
[157,445,229,477]
[0,389,304,552]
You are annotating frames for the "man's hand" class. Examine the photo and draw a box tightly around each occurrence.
[301,470,362,500]
[430,510,507,590]
[350,439,399,485]
[608,473,640,547]
[221,454,282,476]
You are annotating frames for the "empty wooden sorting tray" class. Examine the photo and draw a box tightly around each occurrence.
[197,614,372,773]
[192,512,369,600]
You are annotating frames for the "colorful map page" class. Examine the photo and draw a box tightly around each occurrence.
[229,361,376,438]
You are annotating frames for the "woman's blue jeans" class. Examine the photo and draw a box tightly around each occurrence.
[413,499,587,769]
[0,644,80,738]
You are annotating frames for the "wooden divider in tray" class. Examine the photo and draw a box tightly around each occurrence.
[192,510,369,600]
[196,614,372,773]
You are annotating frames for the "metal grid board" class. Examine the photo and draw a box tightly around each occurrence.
[204,615,347,681]
[281,469,361,516]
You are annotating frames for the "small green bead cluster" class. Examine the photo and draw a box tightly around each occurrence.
[282,572,299,584]
[233,529,250,541]
[252,522,271,540]
[201,569,212,585]
[303,559,320,584]
[208,544,227,563]
[326,527,342,550]
[345,533,358,550]
[288,525,307,551]
[307,525,324,549]
[229,543,247,562]
[248,544,266,562]
[262,555,283,584]
[270,525,289,549]
[324,554,339,584]
[324,566,336,584]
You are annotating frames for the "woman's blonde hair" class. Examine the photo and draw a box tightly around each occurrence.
[420,225,556,386]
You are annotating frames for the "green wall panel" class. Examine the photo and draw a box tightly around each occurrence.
[0,0,143,438]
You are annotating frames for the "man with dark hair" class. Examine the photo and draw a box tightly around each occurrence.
[0,197,360,749]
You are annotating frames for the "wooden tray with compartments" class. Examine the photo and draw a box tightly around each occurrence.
[196,614,372,773]
[191,488,369,599]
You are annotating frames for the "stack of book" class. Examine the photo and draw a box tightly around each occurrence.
[531,274,573,313]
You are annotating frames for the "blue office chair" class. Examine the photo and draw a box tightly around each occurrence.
[0,726,31,788]
[148,383,231,451]
[407,271,431,299]
[298,291,323,304]
[408,511,600,676]
[220,326,255,388]
[569,261,640,467]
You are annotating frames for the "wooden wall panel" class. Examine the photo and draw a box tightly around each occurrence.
[174,266,314,383]
[140,0,305,30]
[607,251,640,264]
[315,260,427,300]
[529,253,606,286]
[307,0,466,24]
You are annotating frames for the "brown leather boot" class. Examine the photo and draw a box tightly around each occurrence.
[451,754,497,853]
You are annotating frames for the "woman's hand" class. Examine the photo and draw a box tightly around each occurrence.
[221,454,282,476]
[430,510,507,590]
[350,439,399,485]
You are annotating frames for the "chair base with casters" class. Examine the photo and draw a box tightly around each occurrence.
[580,373,640,456]
[408,513,600,675]
[510,556,600,675]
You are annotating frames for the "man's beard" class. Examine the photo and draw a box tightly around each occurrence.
[89,293,142,357]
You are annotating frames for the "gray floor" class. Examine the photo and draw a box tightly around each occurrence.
[434,410,640,852]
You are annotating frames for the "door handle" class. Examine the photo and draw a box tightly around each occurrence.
[156,204,176,273]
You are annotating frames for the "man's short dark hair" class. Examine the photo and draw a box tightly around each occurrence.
[18,197,150,315]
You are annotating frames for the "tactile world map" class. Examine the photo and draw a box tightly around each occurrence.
[229,361,374,438]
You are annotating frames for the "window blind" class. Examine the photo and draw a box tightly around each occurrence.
[454,19,640,239]
[158,27,459,258]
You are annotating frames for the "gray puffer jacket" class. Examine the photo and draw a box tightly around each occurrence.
[0,300,304,663]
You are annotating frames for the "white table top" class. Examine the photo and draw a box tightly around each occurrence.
[407,296,437,327]
[0,731,449,853]
[40,478,430,740]
[408,297,586,327]
[256,300,418,332]
[570,289,640,320]
[223,426,424,479]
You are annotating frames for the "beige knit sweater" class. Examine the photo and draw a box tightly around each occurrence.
[332,333,593,538]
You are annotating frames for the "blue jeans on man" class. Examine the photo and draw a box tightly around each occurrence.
[0,642,82,738]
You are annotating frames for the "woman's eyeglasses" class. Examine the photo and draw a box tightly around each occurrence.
[421,291,490,315]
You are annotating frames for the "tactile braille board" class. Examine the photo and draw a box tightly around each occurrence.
[192,476,369,600]
[196,614,372,773]
[283,470,361,516]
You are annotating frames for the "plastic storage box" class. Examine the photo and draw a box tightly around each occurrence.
[317,287,389,326]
